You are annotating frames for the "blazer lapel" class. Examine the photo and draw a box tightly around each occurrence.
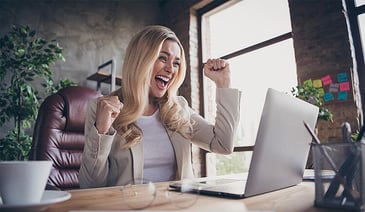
[168,130,192,179]
[130,142,144,182]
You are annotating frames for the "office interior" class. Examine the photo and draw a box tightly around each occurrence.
[0,0,365,178]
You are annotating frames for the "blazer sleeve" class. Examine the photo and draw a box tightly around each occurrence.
[79,98,116,188]
[189,88,241,154]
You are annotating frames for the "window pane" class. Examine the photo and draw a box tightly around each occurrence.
[202,0,292,58]
[207,151,252,176]
[229,39,297,146]
[355,0,365,6]
[201,0,297,176]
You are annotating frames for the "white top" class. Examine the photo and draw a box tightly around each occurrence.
[136,109,177,182]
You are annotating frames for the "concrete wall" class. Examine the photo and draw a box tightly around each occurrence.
[0,0,165,140]
[0,0,164,94]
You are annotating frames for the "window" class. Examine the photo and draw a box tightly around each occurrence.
[354,0,365,60]
[199,0,297,176]
[344,0,365,123]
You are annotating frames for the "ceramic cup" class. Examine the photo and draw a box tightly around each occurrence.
[0,161,52,205]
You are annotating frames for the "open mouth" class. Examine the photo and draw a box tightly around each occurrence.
[155,75,170,89]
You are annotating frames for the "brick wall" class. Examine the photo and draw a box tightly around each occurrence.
[288,0,362,142]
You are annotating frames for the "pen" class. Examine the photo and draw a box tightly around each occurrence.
[303,121,338,172]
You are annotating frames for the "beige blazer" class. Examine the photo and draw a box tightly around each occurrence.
[79,88,241,188]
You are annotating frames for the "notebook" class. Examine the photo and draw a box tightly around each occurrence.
[170,88,319,198]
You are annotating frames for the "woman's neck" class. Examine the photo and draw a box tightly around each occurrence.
[143,100,158,116]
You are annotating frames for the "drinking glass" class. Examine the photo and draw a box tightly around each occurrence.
[120,178,199,210]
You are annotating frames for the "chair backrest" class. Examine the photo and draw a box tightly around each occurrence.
[30,86,102,190]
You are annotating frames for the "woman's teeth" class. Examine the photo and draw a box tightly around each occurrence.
[155,75,169,86]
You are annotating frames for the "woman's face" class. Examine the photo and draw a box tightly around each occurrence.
[149,39,181,99]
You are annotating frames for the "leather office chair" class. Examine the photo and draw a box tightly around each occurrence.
[30,86,102,190]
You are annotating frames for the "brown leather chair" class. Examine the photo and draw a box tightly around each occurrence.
[30,86,102,190]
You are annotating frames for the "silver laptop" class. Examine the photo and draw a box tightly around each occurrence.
[170,88,319,198]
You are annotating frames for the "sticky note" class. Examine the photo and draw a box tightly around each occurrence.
[329,83,339,92]
[337,72,348,82]
[321,75,332,86]
[323,92,334,102]
[340,82,350,91]
[313,79,323,88]
[337,91,348,100]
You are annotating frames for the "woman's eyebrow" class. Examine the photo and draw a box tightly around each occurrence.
[160,51,180,61]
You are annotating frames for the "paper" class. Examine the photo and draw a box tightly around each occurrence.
[329,83,339,92]
[323,92,334,102]
[339,82,350,91]
[337,91,348,100]
[313,79,323,88]
[337,72,348,82]
[321,75,332,86]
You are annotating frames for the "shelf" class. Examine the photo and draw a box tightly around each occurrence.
[87,72,122,86]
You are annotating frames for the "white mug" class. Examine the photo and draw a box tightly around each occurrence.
[0,161,52,205]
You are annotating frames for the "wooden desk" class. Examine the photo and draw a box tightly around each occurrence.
[45,181,342,212]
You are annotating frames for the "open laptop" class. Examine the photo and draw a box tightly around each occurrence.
[170,88,319,198]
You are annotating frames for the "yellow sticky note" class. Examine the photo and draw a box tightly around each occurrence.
[313,79,323,88]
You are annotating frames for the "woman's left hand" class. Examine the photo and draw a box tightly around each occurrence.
[203,58,231,88]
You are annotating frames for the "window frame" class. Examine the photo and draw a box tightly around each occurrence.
[344,0,365,124]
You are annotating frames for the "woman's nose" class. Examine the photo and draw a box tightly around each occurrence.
[164,62,173,73]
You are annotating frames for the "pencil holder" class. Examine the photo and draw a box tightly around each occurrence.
[312,142,365,211]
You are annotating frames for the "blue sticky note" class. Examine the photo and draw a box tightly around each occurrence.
[338,91,348,100]
[323,92,334,102]
[337,72,348,82]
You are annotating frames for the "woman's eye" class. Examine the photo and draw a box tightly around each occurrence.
[173,62,180,68]
[159,56,167,62]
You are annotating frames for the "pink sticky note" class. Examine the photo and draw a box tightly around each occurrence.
[321,75,332,86]
[340,82,350,91]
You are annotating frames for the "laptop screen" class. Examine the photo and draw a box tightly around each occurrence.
[244,88,319,196]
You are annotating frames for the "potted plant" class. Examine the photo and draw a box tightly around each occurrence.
[0,25,75,160]
[291,82,333,122]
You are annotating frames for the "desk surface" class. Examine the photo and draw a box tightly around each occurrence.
[45,181,344,212]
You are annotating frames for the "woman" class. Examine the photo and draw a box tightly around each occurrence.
[79,25,241,188]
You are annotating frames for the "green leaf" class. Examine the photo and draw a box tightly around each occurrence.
[0,25,68,160]
[29,30,36,37]
[291,83,333,122]
[15,48,25,56]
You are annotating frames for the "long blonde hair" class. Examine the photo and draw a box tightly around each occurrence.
[112,25,192,148]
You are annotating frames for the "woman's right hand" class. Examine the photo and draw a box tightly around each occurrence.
[95,96,123,134]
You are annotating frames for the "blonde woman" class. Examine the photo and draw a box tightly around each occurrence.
[79,25,241,188]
